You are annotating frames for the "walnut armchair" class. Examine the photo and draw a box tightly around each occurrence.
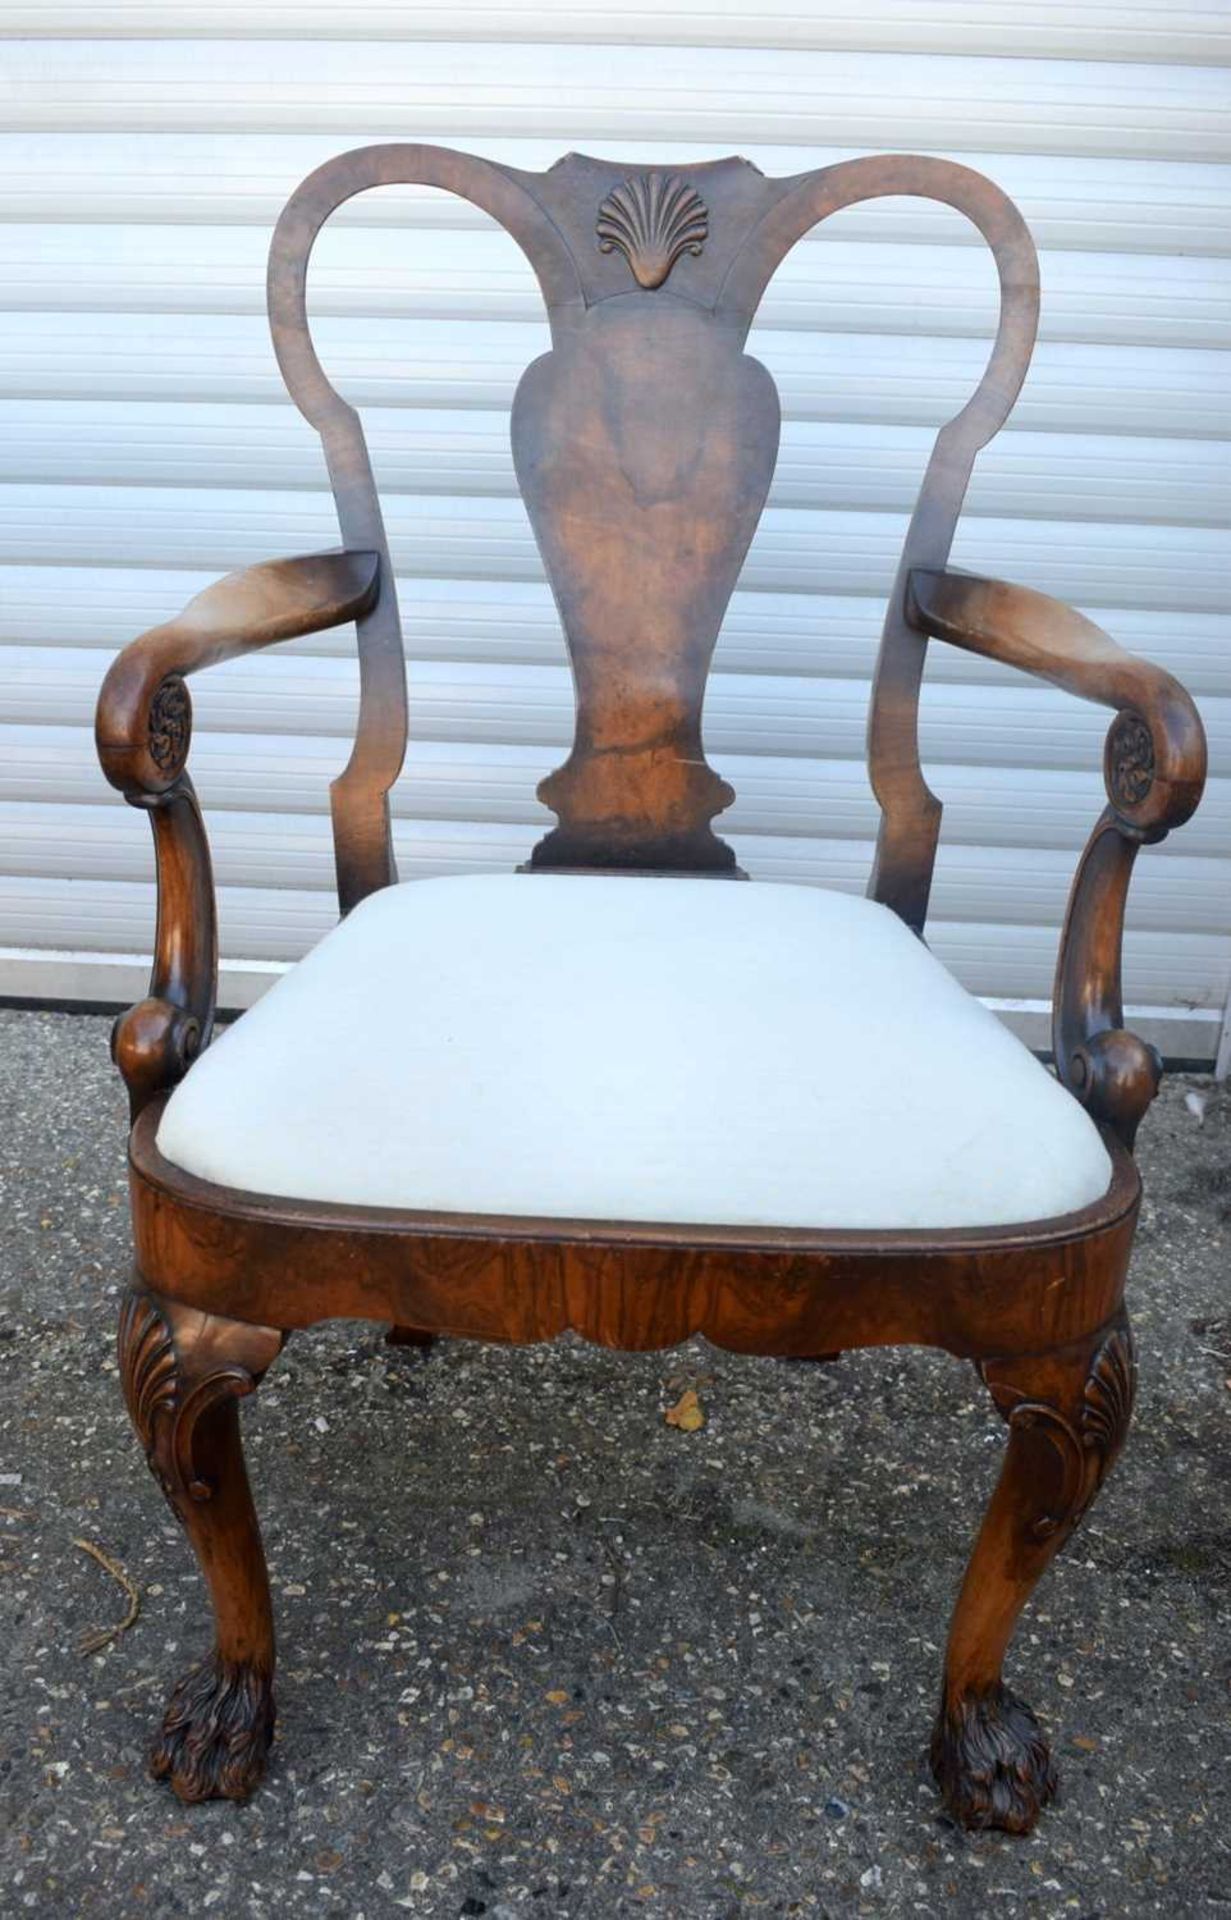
[94,147,1206,1833]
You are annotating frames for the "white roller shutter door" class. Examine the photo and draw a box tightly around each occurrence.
[0,5,1227,1058]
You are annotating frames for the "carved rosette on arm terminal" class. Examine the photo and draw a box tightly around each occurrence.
[146,675,192,776]
[1105,712,1156,812]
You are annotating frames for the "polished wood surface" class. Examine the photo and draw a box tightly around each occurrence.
[934,1312,1136,1832]
[718,155,1039,932]
[906,569,1205,840]
[127,1097,1140,1358]
[268,147,1037,903]
[117,1286,283,1800]
[94,143,1205,1832]
[907,568,1207,1145]
[95,551,378,1116]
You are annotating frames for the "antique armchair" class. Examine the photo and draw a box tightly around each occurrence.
[94,147,1206,1834]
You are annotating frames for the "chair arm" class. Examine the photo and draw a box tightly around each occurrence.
[906,567,1208,1148]
[96,550,379,795]
[95,550,380,1115]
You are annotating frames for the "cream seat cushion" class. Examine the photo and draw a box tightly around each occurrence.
[157,873,1112,1231]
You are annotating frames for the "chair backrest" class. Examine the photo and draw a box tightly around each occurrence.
[268,147,1039,931]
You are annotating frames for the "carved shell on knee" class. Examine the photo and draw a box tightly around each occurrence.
[117,1288,272,1508]
[984,1319,1136,1543]
[1079,1324,1136,1456]
[118,1287,179,1464]
[596,173,708,289]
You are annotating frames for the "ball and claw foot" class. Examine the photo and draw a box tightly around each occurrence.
[930,1684,1057,1835]
[150,1653,275,1803]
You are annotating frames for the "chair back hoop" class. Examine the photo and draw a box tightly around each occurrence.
[268,147,1039,918]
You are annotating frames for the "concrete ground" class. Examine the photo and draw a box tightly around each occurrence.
[0,1006,1228,1919]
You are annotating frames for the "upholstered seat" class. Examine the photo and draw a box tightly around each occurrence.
[158,873,1111,1231]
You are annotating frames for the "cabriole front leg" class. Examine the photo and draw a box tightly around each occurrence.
[932,1313,1136,1833]
[117,1283,285,1802]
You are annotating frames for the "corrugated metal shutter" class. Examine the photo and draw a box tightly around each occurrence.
[1,5,1228,1057]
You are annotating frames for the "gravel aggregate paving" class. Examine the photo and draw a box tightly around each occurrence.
[1,1008,1228,1917]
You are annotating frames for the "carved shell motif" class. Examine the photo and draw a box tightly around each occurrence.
[117,1287,276,1509]
[596,172,708,290]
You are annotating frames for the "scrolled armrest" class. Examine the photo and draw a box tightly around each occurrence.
[96,550,380,1115]
[97,549,379,797]
[907,569,1205,836]
[906,567,1208,1148]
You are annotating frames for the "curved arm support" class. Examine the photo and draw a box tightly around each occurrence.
[96,550,380,1116]
[1052,814,1163,1149]
[907,567,1207,1147]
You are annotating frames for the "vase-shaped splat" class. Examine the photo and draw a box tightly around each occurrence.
[512,298,780,873]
